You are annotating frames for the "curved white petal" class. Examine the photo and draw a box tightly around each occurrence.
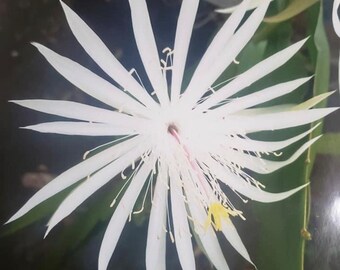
[11,100,136,125]
[183,170,229,270]
[169,168,196,270]
[236,91,334,116]
[292,91,335,111]
[22,122,137,136]
[227,136,321,174]
[223,108,337,133]
[206,156,309,202]
[32,43,149,117]
[128,0,169,105]
[146,165,168,270]
[224,124,319,153]
[181,0,270,108]
[333,0,340,37]
[59,1,157,110]
[6,136,144,224]
[171,0,199,101]
[220,219,253,265]
[214,76,312,114]
[98,156,156,270]
[184,0,250,98]
[45,142,150,237]
[197,38,309,111]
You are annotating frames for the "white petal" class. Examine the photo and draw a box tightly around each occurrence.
[59,1,157,110]
[224,124,319,152]
[11,100,151,128]
[183,171,229,270]
[221,219,253,265]
[235,91,334,116]
[146,165,168,270]
[181,0,270,108]
[128,0,169,105]
[22,122,136,136]
[214,76,312,114]
[292,91,335,111]
[171,0,199,101]
[6,136,144,224]
[45,142,150,237]
[197,38,309,111]
[333,0,340,37]
[181,0,250,106]
[223,108,337,133]
[208,157,309,202]
[32,43,149,116]
[169,168,196,270]
[230,181,309,203]
[228,136,321,174]
[98,156,156,270]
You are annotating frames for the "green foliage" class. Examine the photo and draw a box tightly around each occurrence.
[264,0,319,23]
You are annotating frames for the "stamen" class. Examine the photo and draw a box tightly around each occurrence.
[233,58,240,64]
[204,202,239,231]
[129,68,146,90]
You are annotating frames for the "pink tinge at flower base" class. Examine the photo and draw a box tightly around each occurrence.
[7,0,338,269]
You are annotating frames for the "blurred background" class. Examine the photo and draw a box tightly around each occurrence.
[0,0,339,269]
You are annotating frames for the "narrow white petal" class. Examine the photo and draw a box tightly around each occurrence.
[216,0,274,13]
[224,124,319,152]
[183,172,229,270]
[197,38,309,111]
[32,43,149,116]
[236,91,334,116]
[45,142,150,237]
[128,0,169,105]
[207,157,309,202]
[181,0,270,108]
[59,1,157,109]
[229,180,309,203]
[221,219,253,265]
[171,0,199,101]
[170,169,196,270]
[22,122,136,136]
[146,166,168,270]
[292,91,335,111]
[214,76,312,114]
[6,136,144,224]
[181,0,250,106]
[223,108,337,133]
[229,136,321,174]
[11,100,150,128]
[98,156,156,270]
[333,0,340,37]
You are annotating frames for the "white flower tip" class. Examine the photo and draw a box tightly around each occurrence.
[30,41,40,48]
[19,125,35,131]
[59,0,72,15]
[44,227,51,239]
[4,216,15,225]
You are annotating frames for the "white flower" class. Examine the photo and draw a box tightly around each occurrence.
[7,0,336,269]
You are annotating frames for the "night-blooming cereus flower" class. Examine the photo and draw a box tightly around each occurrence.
[7,0,337,269]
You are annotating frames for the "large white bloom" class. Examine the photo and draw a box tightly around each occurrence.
[7,0,336,269]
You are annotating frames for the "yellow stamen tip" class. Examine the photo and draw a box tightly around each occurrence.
[205,202,235,231]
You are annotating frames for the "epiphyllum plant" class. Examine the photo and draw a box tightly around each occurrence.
[7,0,336,269]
